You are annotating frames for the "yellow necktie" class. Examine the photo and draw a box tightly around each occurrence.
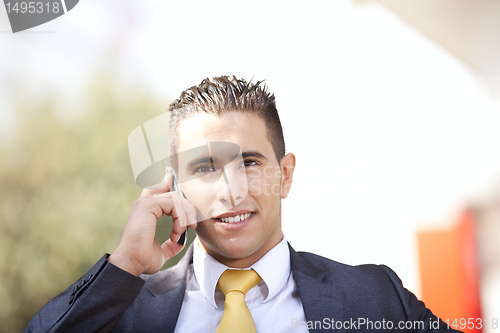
[216,269,262,333]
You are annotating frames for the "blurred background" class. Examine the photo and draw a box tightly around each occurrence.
[1,0,499,332]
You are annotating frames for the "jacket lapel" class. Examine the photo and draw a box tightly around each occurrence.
[133,245,194,333]
[133,243,346,332]
[289,243,346,333]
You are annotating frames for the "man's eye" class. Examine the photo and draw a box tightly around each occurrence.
[194,165,215,173]
[243,159,259,167]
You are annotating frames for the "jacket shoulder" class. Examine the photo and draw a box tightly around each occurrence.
[291,249,410,308]
[294,250,390,282]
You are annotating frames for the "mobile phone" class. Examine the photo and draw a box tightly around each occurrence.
[167,168,188,246]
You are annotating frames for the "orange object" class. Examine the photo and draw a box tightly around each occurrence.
[418,209,482,332]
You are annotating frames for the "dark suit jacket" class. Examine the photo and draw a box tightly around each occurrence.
[25,243,460,333]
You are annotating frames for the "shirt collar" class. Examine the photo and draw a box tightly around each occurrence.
[193,234,291,309]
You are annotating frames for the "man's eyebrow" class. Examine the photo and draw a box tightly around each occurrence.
[184,151,266,167]
[186,157,212,167]
[242,151,267,160]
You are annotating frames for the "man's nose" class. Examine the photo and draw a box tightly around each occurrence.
[216,167,248,208]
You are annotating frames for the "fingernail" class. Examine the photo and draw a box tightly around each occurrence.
[177,230,187,245]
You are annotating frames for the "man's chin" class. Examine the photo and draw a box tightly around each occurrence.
[197,237,259,262]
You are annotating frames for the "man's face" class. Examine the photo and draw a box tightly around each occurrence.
[176,111,295,267]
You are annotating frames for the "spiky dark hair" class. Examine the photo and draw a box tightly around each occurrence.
[168,76,285,163]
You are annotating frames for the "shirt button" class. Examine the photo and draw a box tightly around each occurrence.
[84,273,93,282]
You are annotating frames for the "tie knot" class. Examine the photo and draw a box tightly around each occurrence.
[217,269,262,295]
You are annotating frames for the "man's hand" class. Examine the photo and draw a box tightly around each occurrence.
[108,171,197,276]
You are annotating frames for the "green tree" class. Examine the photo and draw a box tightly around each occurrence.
[0,77,192,332]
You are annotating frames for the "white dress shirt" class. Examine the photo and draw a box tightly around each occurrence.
[173,234,309,333]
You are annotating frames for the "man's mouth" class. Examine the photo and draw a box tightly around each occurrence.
[214,212,253,224]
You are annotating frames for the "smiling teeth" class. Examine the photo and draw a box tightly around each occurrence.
[220,213,251,223]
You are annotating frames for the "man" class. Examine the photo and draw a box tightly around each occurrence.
[25,76,460,332]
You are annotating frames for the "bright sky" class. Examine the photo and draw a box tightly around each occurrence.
[1,0,500,296]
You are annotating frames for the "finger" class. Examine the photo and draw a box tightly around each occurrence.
[169,228,186,245]
[188,220,198,229]
[163,193,196,242]
[165,169,173,191]
[160,238,185,261]
[170,193,187,240]
[145,192,197,237]
[171,192,197,228]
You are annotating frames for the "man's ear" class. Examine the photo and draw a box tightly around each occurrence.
[280,153,296,199]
